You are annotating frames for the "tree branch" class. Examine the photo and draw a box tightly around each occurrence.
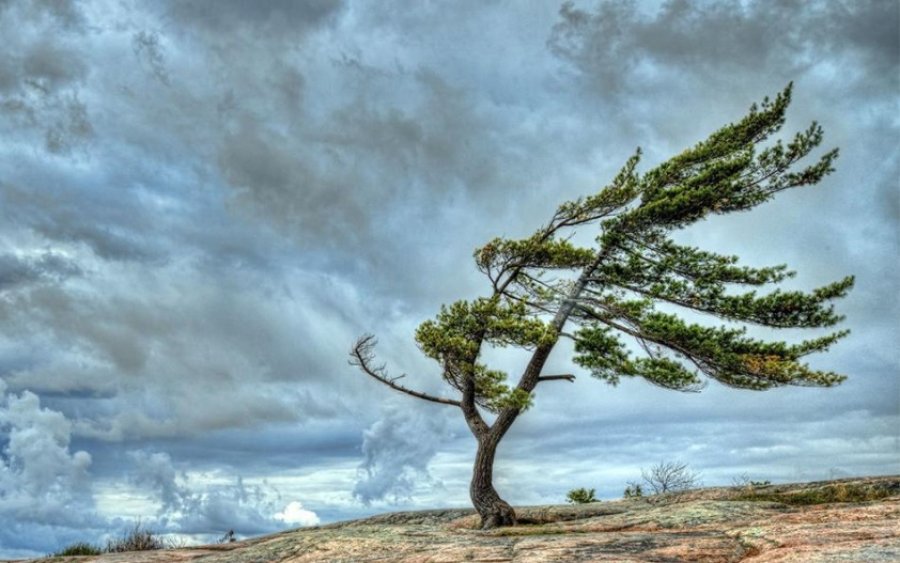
[350,335,461,407]
[490,245,617,441]
[538,374,576,383]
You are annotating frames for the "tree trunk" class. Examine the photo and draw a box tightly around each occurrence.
[470,435,516,529]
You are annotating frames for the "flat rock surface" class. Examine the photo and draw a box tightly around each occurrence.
[27,476,900,562]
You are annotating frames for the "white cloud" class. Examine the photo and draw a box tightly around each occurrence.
[0,380,92,516]
[128,449,320,537]
[0,380,105,557]
[274,501,320,527]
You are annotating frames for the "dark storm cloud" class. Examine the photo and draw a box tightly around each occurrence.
[217,68,513,255]
[0,0,896,557]
[549,0,898,95]
[0,0,92,155]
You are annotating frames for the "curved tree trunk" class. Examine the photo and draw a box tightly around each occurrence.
[470,435,516,528]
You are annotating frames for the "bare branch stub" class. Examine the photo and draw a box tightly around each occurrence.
[538,374,576,383]
[350,335,461,407]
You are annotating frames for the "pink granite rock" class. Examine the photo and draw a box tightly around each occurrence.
[20,476,900,563]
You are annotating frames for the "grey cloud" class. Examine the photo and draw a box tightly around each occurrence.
[814,0,899,76]
[128,451,182,513]
[0,262,369,440]
[12,0,84,29]
[22,41,87,92]
[1,179,165,263]
[0,0,91,155]
[214,60,569,307]
[132,31,170,86]
[9,0,563,307]
[353,405,452,505]
[218,68,506,247]
[217,119,340,238]
[0,0,896,553]
[0,0,84,34]
[165,0,344,35]
[0,251,81,290]
[129,449,318,537]
[0,84,94,155]
[103,421,363,476]
[43,94,93,154]
[549,0,899,96]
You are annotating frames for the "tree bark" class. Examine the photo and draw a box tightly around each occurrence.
[470,434,516,529]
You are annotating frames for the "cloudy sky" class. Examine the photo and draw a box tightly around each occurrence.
[0,0,897,557]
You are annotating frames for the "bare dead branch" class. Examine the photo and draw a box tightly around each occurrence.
[349,335,461,407]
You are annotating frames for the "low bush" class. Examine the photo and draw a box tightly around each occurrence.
[623,482,643,498]
[105,522,166,552]
[54,542,103,556]
[566,487,598,504]
[732,473,771,488]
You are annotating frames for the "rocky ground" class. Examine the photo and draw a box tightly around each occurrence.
[27,476,900,562]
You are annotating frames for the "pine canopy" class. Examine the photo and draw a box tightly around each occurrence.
[355,84,852,418]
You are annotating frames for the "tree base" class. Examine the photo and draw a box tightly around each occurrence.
[477,499,517,529]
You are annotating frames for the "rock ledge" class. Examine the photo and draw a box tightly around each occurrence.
[28,476,900,562]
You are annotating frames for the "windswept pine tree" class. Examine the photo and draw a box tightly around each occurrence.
[351,85,852,529]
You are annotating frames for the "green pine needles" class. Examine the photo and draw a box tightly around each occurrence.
[352,84,852,527]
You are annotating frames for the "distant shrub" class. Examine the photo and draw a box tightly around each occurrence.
[106,522,166,552]
[732,473,771,489]
[623,482,643,498]
[566,487,598,504]
[641,461,700,496]
[54,542,103,556]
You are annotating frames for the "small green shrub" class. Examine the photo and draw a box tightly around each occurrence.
[623,482,643,498]
[566,487,598,504]
[106,522,166,552]
[54,542,103,556]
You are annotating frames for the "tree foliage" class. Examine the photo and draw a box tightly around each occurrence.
[351,85,852,527]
